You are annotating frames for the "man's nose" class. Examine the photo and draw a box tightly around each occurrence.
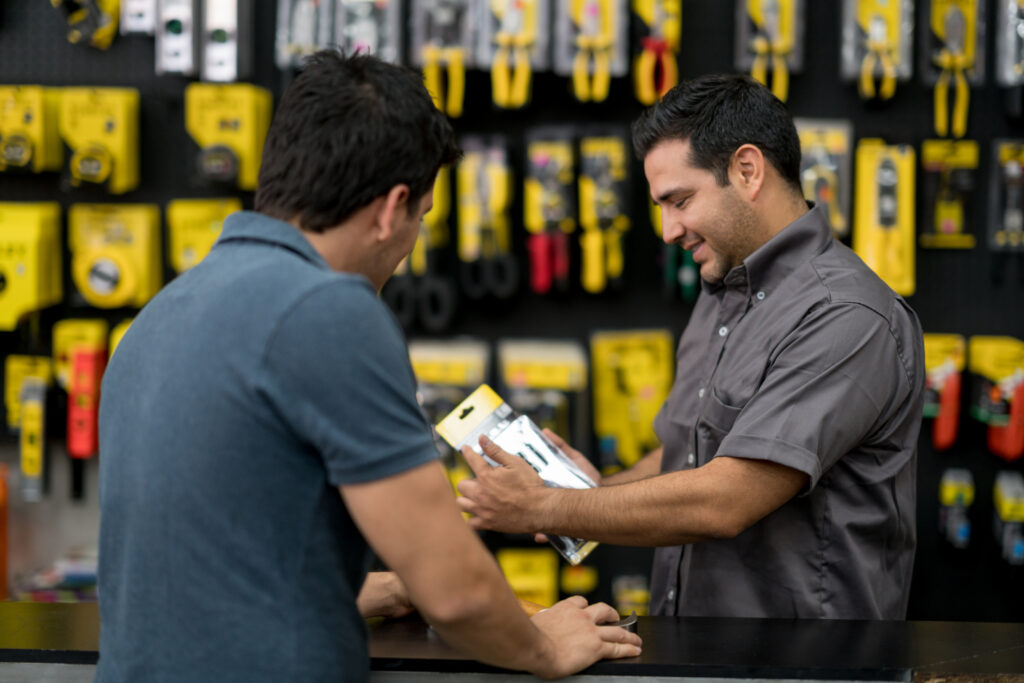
[662,214,683,244]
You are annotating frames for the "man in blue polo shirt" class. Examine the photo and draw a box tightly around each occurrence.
[96,52,641,682]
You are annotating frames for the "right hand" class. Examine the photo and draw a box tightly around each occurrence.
[534,429,602,545]
[529,596,642,679]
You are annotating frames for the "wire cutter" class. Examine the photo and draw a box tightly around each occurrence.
[492,0,536,109]
[933,5,971,138]
[633,0,680,105]
[858,1,899,100]
[422,0,468,117]
[459,148,519,299]
[748,0,792,101]
[571,0,615,102]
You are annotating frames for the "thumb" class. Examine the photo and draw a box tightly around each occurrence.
[478,435,519,468]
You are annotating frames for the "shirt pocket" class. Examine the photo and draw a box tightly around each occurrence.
[695,389,744,461]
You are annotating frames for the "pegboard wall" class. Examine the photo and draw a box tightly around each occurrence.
[0,1,1022,620]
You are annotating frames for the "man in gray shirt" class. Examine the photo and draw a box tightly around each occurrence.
[457,74,924,620]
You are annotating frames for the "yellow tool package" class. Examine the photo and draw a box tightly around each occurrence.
[0,203,63,331]
[68,204,162,309]
[794,118,853,240]
[841,0,915,100]
[411,0,474,117]
[735,0,805,102]
[554,0,629,103]
[853,139,916,296]
[922,0,985,138]
[59,87,140,195]
[0,86,63,174]
[920,139,978,249]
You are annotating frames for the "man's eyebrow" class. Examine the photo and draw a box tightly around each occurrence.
[656,187,688,203]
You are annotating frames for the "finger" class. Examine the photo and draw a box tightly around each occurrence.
[534,533,549,544]
[597,625,643,647]
[541,428,569,450]
[460,445,492,477]
[478,435,519,468]
[454,495,476,514]
[552,595,588,609]
[466,516,486,530]
[455,478,479,498]
[599,638,643,659]
[584,601,621,624]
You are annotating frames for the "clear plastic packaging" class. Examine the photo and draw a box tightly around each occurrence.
[437,384,599,565]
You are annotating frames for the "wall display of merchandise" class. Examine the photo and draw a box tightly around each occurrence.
[0,1,1022,619]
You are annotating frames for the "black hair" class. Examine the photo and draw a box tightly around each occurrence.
[255,50,461,232]
[631,73,802,191]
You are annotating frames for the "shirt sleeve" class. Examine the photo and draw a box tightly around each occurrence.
[256,280,439,486]
[715,301,912,491]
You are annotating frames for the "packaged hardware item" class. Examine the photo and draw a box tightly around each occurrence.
[436,384,599,565]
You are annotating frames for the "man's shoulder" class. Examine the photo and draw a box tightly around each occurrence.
[808,240,909,321]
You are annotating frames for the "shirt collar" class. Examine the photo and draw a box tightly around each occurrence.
[215,211,331,270]
[703,202,833,296]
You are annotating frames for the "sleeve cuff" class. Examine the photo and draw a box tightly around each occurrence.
[714,433,823,494]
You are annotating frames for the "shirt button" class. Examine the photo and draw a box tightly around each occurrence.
[756,290,766,300]
[718,326,728,337]
[687,452,695,466]
[698,388,705,399]
[667,589,676,602]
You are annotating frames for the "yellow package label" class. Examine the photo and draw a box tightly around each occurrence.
[59,88,140,195]
[853,139,916,296]
[924,334,967,373]
[184,83,272,191]
[0,86,63,173]
[167,198,242,273]
[4,356,52,429]
[0,202,63,330]
[53,319,109,389]
[591,330,674,467]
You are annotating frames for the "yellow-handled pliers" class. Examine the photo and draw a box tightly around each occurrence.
[633,0,680,105]
[933,6,971,138]
[571,0,615,102]
[859,11,898,100]
[422,1,468,117]
[748,0,792,101]
[492,0,536,109]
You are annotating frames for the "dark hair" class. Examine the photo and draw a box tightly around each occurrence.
[255,51,461,232]
[631,74,802,192]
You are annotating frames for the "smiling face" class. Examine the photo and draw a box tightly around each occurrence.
[645,138,764,285]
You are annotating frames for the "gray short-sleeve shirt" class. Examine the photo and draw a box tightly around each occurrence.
[651,204,924,619]
[97,212,439,682]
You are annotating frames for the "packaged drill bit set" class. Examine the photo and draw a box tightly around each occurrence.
[436,384,599,565]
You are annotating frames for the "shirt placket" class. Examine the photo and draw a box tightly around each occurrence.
[690,278,751,465]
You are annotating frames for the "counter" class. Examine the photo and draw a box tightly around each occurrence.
[1,603,1022,681]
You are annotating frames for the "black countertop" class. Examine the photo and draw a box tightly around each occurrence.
[2,602,1023,680]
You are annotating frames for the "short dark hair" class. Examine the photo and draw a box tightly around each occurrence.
[631,74,802,192]
[255,51,461,232]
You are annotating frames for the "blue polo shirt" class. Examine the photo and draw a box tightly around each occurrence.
[96,211,439,682]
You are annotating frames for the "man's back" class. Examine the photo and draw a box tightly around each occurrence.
[97,212,436,681]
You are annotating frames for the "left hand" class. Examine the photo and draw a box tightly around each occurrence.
[357,571,415,619]
[456,435,548,534]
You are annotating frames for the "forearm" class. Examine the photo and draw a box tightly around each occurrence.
[601,447,663,486]
[416,562,557,677]
[533,462,730,546]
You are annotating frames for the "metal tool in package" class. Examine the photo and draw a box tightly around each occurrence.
[437,384,600,565]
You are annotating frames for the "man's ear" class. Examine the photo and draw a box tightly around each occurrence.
[729,144,766,200]
[375,184,411,242]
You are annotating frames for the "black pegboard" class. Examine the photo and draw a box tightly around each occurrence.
[1,0,1022,620]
